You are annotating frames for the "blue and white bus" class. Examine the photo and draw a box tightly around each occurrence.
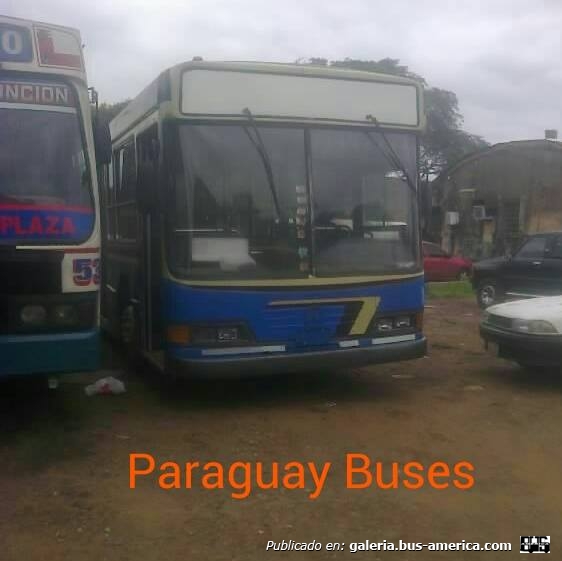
[0,16,107,379]
[102,61,426,375]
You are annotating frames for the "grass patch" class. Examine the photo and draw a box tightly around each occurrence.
[425,280,473,299]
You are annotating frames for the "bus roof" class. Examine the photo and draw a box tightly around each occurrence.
[110,60,425,141]
[174,59,421,83]
[0,14,86,82]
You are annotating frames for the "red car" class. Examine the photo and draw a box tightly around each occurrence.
[423,241,472,282]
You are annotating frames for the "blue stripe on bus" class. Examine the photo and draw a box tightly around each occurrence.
[163,276,424,358]
[0,207,94,242]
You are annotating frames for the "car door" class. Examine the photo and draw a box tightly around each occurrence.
[502,234,550,297]
[423,243,449,281]
[537,234,562,296]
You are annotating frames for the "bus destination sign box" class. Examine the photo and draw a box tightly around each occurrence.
[0,80,74,107]
[0,20,83,71]
[0,22,33,63]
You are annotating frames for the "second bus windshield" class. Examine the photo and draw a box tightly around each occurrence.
[169,124,419,279]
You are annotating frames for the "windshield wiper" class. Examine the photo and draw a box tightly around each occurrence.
[364,114,417,195]
[241,107,281,221]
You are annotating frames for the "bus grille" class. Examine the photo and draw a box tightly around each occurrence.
[262,304,346,345]
[0,250,63,294]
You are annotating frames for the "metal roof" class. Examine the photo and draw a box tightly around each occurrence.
[437,139,562,183]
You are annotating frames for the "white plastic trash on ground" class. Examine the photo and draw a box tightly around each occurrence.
[85,376,126,396]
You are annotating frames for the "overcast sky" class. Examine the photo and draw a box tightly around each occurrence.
[4,0,561,144]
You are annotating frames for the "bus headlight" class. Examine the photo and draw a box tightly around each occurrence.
[217,327,239,342]
[375,315,414,333]
[15,296,96,332]
[394,316,411,328]
[52,304,79,326]
[375,318,394,332]
[20,305,48,326]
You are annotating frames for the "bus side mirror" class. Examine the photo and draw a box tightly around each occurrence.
[94,122,112,165]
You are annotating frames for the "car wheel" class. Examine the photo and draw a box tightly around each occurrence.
[477,280,500,308]
[457,269,470,281]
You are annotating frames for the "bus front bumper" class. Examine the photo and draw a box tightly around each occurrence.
[167,336,427,378]
[0,329,100,378]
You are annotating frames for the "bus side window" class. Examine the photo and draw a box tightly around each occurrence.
[113,139,137,241]
[136,124,159,209]
[120,142,137,201]
[105,149,120,240]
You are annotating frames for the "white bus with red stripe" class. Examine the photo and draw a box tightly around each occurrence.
[0,15,108,378]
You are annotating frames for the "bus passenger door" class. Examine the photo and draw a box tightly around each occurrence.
[137,125,162,352]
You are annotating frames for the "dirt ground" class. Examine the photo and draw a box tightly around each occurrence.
[2,297,562,560]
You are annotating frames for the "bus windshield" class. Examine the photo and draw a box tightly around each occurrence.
[0,108,91,210]
[168,124,419,279]
[310,128,418,276]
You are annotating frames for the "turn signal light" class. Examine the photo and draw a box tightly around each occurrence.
[167,323,252,345]
[167,325,191,345]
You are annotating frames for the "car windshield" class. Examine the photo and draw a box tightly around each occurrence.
[167,124,420,279]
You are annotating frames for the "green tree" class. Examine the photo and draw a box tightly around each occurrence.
[95,100,130,126]
[420,87,487,178]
